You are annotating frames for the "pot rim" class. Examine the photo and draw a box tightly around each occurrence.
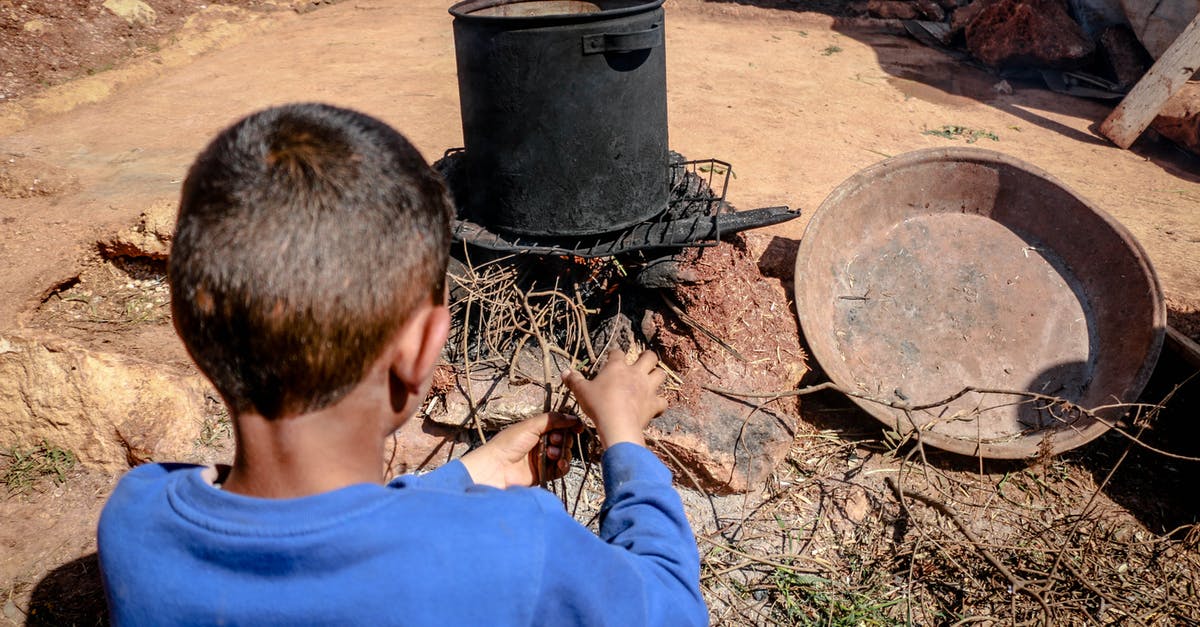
[449,0,664,22]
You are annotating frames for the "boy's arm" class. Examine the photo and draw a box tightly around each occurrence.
[528,441,706,626]
[529,350,706,624]
[391,413,582,491]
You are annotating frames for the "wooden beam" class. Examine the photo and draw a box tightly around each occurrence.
[1099,13,1200,149]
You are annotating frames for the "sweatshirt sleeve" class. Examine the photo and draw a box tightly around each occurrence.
[529,442,707,626]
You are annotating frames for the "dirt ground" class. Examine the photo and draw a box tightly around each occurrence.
[1,0,1199,624]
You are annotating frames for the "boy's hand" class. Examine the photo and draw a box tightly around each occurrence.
[460,413,583,489]
[561,348,668,449]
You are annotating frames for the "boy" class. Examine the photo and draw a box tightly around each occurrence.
[97,103,708,626]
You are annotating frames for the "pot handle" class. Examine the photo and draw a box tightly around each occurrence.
[581,24,663,55]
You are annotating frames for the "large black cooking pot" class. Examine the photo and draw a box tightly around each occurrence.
[449,0,669,237]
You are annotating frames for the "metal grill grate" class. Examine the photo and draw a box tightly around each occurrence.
[439,150,797,258]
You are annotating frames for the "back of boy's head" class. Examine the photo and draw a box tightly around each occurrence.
[170,103,452,420]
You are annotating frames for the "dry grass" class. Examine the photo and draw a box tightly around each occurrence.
[1,441,77,496]
[525,374,1200,626]
[689,386,1200,626]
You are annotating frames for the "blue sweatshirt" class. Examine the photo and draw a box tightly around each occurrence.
[97,442,707,626]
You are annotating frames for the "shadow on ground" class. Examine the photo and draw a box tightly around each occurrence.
[26,553,107,627]
[1069,347,1200,535]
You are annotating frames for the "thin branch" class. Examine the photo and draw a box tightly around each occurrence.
[885,476,1054,621]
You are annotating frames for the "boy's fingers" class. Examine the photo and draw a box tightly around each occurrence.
[518,412,575,440]
[649,368,668,389]
[634,350,659,373]
[545,412,581,428]
[560,369,584,391]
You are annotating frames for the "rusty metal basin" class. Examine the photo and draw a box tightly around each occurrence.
[794,148,1165,459]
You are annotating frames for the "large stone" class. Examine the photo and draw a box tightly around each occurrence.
[434,368,555,431]
[1070,0,1126,39]
[951,0,993,35]
[1100,24,1152,90]
[383,416,467,477]
[866,0,921,19]
[965,0,1096,69]
[649,394,796,495]
[914,0,947,22]
[102,0,158,26]
[0,331,209,472]
[431,348,572,431]
[98,199,176,260]
[644,242,808,494]
[1151,82,1200,157]
[1120,0,1200,58]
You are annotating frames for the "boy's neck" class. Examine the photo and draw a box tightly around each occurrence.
[220,386,399,499]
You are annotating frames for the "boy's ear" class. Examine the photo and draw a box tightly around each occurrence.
[389,299,451,394]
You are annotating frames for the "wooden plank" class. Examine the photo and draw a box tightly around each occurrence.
[1100,13,1200,149]
[1166,325,1200,370]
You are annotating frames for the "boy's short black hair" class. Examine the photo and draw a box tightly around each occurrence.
[170,103,452,419]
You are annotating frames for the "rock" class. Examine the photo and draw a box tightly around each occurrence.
[98,199,176,260]
[634,258,702,289]
[0,331,210,472]
[649,395,796,495]
[639,309,661,343]
[384,416,467,476]
[1119,0,1200,58]
[292,0,342,14]
[651,241,808,494]
[867,0,921,19]
[2,598,21,623]
[993,79,1014,94]
[1070,0,1126,39]
[1099,24,1152,89]
[432,365,554,431]
[965,0,1096,69]
[950,0,993,34]
[915,0,947,21]
[754,234,800,281]
[592,313,636,356]
[102,0,158,26]
[23,19,47,34]
[1151,82,1200,157]
[430,355,800,494]
[832,485,873,524]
